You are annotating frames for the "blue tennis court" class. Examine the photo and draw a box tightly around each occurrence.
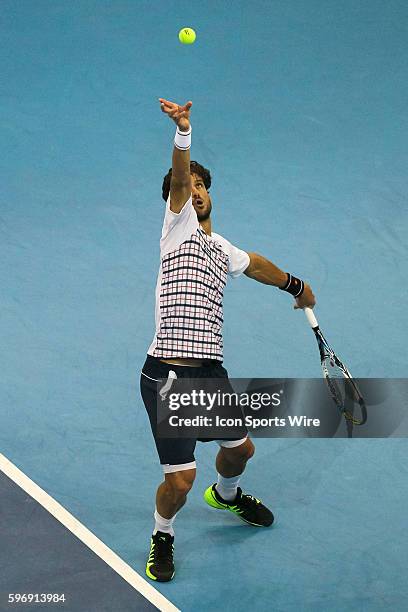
[1,1,408,610]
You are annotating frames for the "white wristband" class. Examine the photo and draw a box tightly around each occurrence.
[174,125,191,150]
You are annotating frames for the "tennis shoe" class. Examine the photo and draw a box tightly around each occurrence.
[145,531,175,582]
[204,484,274,527]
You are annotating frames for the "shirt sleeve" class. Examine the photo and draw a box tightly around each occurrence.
[227,242,250,278]
[160,194,199,258]
[212,233,250,278]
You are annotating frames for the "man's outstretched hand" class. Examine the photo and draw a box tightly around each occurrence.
[294,283,316,309]
[159,98,192,132]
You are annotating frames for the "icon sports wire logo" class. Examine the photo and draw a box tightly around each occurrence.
[167,389,282,411]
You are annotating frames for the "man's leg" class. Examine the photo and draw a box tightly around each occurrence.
[204,438,274,527]
[215,437,254,501]
[216,437,254,477]
[155,468,196,525]
[146,467,195,583]
[140,357,202,581]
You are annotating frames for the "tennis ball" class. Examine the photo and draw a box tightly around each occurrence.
[178,27,196,45]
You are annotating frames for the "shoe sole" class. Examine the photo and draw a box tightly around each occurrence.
[146,563,175,582]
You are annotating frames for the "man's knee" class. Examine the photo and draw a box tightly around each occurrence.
[244,438,255,460]
[223,438,255,464]
[165,469,196,500]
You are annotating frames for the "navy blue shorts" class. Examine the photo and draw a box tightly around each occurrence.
[140,355,247,472]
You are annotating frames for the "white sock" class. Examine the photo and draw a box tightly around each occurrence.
[215,474,241,501]
[153,509,175,537]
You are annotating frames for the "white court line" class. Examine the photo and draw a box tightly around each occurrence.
[0,453,180,612]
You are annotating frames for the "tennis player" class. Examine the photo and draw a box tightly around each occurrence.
[140,98,316,582]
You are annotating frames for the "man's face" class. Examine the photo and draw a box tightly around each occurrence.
[191,172,212,222]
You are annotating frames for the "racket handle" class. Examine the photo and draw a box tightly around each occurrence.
[304,307,319,329]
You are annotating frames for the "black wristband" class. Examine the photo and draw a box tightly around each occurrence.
[279,273,304,298]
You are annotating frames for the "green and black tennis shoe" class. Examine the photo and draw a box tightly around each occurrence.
[204,484,274,527]
[145,531,175,582]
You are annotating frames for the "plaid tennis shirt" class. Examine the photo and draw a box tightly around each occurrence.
[147,195,250,361]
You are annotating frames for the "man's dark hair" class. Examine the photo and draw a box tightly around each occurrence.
[162,161,211,202]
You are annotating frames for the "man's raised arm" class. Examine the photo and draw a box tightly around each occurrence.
[159,98,193,214]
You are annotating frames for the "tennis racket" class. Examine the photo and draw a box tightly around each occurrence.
[304,307,367,425]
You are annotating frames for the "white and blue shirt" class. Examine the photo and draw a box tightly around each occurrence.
[148,195,250,360]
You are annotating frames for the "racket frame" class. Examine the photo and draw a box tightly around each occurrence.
[304,308,367,425]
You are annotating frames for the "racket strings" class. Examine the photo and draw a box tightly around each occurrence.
[321,351,366,426]
[315,329,367,427]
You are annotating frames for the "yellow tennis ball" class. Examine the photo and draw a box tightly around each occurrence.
[178,27,196,45]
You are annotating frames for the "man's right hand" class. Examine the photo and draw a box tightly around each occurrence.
[294,283,316,309]
[159,98,192,132]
